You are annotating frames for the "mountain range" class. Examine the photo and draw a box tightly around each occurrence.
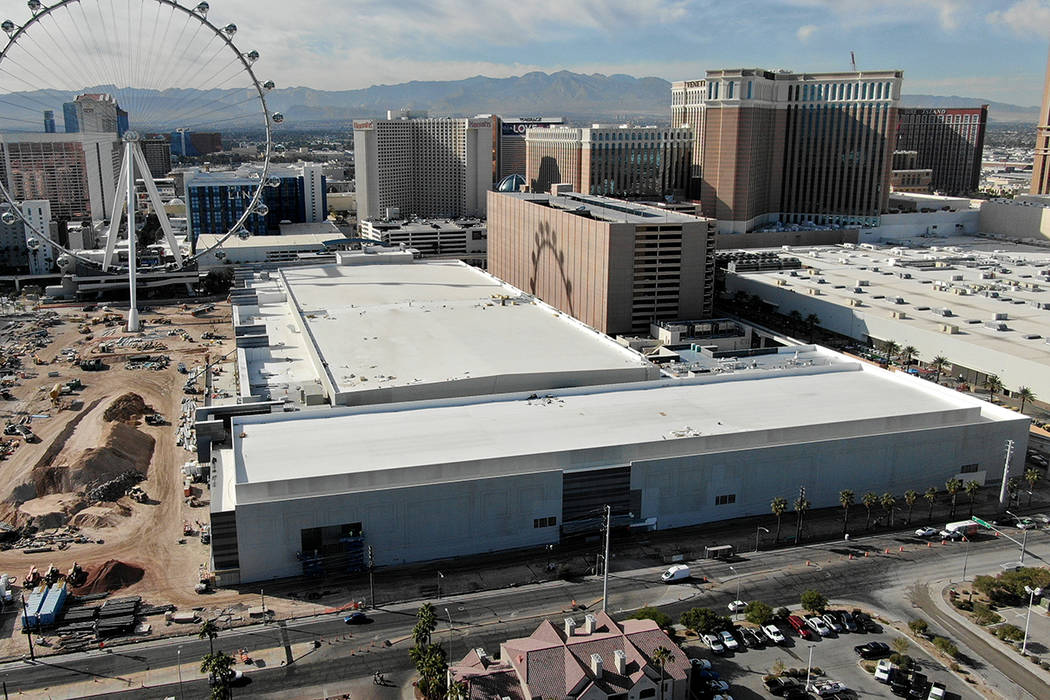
[5,71,1040,129]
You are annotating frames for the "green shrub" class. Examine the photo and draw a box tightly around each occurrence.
[973,603,1002,626]
[800,590,828,613]
[775,607,791,620]
[908,619,929,636]
[628,606,671,629]
[679,607,728,634]
[933,636,958,658]
[745,601,774,626]
[995,624,1024,642]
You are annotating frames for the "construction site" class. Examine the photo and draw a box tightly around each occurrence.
[0,299,331,659]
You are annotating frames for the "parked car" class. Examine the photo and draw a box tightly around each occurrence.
[890,676,911,697]
[719,629,739,651]
[806,615,832,636]
[690,657,712,671]
[741,627,765,649]
[702,634,725,654]
[874,659,896,683]
[763,624,787,644]
[854,641,890,659]
[939,529,964,541]
[851,609,880,632]
[787,615,815,640]
[707,679,731,693]
[821,613,843,633]
[914,526,939,537]
[926,682,946,700]
[1015,518,1038,530]
[835,610,858,632]
[727,599,747,613]
[808,680,847,696]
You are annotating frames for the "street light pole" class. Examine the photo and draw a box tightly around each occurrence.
[961,536,970,582]
[601,504,611,612]
[1022,586,1043,655]
[728,565,740,601]
[19,595,33,661]
[367,545,375,609]
[805,643,815,692]
[177,647,183,700]
[755,526,769,553]
[444,607,454,663]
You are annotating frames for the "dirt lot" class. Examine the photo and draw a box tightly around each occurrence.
[0,303,329,658]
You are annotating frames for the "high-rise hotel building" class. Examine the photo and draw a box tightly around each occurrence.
[353,112,493,220]
[1032,49,1050,195]
[672,68,902,233]
[525,125,692,200]
[895,106,986,195]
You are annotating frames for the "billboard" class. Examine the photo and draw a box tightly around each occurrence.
[501,117,564,136]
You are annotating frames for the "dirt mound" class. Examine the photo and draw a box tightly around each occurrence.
[33,422,154,496]
[103,393,152,423]
[16,493,86,530]
[73,560,144,594]
[70,503,131,529]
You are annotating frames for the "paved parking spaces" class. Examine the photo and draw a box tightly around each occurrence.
[683,614,981,700]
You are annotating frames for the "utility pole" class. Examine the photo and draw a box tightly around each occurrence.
[19,595,33,661]
[367,545,375,609]
[601,504,612,612]
[999,440,1015,510]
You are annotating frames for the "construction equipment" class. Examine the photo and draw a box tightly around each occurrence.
[145,414,165,426]
[66,562,86,587]
[23,566,40,587]
[77,324,91,334]
[126,486,148,504]
[190,304,215,317]
[195,566,214,594]
[183,520,194,536]
[79,358,105,371]
[43,563,60,586]
[32,355,46,365]
[200,525,211,544]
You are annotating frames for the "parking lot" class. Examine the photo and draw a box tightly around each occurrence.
[682,610,981,699]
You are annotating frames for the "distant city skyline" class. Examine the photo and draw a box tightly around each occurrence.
[207,0,1050,105]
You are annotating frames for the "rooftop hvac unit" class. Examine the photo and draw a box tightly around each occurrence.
[898,272,912,279]
[807,288,821,295]
[981,272,996,279]
[951,274,964,281]
[853,287,864,293]
[939,324,959,334]
[952,287,969,295]
[776,279,789,286]
[937,308,952,317]
[856,279,869,286]
[849,298,864,307]
[994,312,1008,320]
[984,321,1008,331]
[893,296,906,304]
[984,290,999,298]
[891,310,908,319]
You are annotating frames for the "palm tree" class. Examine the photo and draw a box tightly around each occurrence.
[414,602,437,646]
[882,340,900,363]
[945,478,963,518]
[794,494,811,542]
[930,355,949,384]
[904,490,919,524]
[446,681,469,700]
[881,493,897,528]
[1018,386,1036,414]
[805,313,821,342]
[899,345,918,367]
[862,491,879,529]
[770,496,787,544]
[964,480,981,517]
[1026,468,1043,506]
[924,487,937,521]
[839,489,855,535]
[651,646,675,700]
[198,619,219,656]
[200,650,235,700]
[984,374,1003,403]
[1008,477,1021,506]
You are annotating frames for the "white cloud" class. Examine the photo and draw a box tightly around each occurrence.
[796,24,818,42]
[780,0,967,31]
[987,0,1050,39]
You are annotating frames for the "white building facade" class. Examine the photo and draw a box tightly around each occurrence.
[353,116,492,220]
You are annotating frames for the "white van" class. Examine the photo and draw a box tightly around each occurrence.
[661,564,691,583]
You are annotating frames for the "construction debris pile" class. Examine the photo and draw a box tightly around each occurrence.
[73,559,144,594]
[102,393,151,422]
[177,398,197,452]
[85,471,145,504]
[2,525,98,553]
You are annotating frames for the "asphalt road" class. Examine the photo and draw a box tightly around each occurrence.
[4,524,1047,699]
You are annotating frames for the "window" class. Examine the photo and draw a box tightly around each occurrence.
[639,690,656,699]
[961,464,979,474]
[715,494,737,506]
[533,516,556,528]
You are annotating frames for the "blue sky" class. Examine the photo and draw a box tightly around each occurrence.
[221,0,1050,105]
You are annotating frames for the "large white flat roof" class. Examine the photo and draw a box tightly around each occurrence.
[242,260,655,403]
[230,348,1017,497]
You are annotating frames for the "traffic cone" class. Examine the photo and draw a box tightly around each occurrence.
[884,548,890,554]
[899,546,905,552]
[864,551,869,557]
[927,542,932,548]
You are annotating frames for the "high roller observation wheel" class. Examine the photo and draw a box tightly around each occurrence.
[0,0,281,274]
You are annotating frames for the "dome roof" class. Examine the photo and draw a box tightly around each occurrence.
[497,174,526,193]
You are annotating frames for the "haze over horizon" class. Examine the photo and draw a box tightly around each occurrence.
[191,0,1050,106]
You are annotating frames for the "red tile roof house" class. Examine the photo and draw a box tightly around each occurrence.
[447,610,690,700]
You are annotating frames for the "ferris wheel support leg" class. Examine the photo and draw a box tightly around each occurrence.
[125,143,140,333]
[132,142,183,267]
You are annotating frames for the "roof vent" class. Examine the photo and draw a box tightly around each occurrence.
[614,649,627,674]
[564,617,577,637]
[590,653,603,677]
[584,614,597,634]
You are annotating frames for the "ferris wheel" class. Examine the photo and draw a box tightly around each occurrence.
[0,0,281,330]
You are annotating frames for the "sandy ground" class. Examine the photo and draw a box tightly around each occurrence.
[0,304,327,657]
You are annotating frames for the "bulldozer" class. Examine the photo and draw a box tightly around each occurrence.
[43,563,60,586]
[23,566,40,588]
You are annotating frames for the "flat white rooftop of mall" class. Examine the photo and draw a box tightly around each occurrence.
[239,260,656,404]
[731,237,1050,362]
[230,347,1016,491]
